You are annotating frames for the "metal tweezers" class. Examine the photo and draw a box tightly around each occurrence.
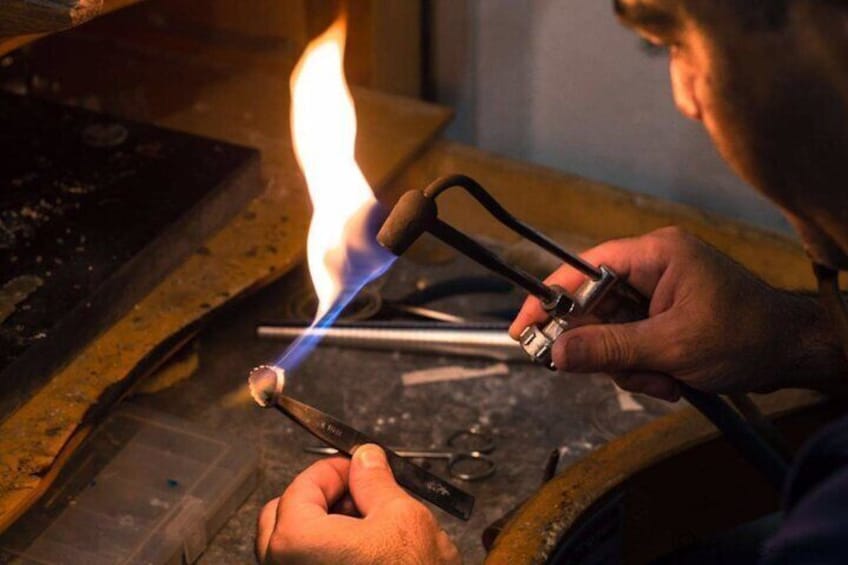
[273,393,475,520]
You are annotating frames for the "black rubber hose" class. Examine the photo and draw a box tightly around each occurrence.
[681,384,788,489]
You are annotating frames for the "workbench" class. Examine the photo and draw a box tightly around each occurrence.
[127,252,677,563]
[3,129,822,561]
[0,1,828,560]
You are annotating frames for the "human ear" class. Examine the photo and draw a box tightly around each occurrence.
[669,56,702,121]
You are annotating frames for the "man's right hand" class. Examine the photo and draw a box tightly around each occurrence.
[510,226,843,399]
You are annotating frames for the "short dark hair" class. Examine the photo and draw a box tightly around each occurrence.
[699,0,848,31]
[733,0,789,28]
[686,0,790,30]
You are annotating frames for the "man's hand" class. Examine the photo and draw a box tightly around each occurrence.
[256,444,460,564]
[510,226,842,399]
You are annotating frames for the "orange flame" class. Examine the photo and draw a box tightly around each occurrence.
[290,17,385,321]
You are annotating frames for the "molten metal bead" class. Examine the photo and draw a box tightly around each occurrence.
[247,365,286,407]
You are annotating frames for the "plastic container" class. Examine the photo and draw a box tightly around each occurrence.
[0,404,258,564]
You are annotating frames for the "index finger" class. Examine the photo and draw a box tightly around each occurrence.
[508,235,662,339]
[277,457,351,525]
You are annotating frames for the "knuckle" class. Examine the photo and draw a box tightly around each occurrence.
[640,231,672,261]
[391,503,447,558]
[646,226,706,265]
[651,226,694,254]
[663,339,688,365]
[600,329,636,368]
[409,501,434,522]
[397,499,435,527]
[654,225,687,240]
[266,531,294,559]
[260,499,277,517]
[266,530,314,563]
[438,533,461,564]
[256,498,278,533]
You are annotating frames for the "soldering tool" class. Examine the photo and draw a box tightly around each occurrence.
[377,173,790,489]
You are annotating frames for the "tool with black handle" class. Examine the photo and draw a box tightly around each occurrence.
[377,174,789,489]
[248,365,475,520]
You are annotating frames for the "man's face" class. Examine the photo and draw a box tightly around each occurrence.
[615,0,848,266]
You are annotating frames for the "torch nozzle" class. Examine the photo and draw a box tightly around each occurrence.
[378,175,606,310]
[378,187,562,305]
[377,190,437,256]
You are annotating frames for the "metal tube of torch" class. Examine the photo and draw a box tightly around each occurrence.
[256,322,523,361]
[427,219,561,303]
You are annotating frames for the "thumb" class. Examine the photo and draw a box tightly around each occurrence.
[349,444,408,516]
[552,321,654,374]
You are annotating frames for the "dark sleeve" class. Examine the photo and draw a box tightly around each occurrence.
[761,414,848,564]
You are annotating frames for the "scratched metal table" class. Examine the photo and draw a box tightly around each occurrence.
[131,253,677,563]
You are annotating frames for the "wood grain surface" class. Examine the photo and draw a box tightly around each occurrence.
[0,0,141,45]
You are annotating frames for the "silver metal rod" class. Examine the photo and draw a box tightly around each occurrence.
[256,324,523,361]
[306,445,455,459]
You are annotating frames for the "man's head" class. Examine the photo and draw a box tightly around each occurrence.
[614,0,848,267]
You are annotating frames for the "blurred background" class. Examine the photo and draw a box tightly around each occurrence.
[425,0,791,234]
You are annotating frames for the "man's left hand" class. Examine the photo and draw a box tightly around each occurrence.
[256,444,461,564]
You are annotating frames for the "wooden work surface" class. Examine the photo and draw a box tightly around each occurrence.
[0,0,142,56]
[0,20,451,530]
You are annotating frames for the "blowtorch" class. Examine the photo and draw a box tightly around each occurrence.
[377,173,789,489]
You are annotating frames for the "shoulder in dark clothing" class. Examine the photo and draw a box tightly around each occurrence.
[762,414,848,563]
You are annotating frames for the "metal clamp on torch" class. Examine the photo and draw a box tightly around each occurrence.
[520,266,625,370]
[377,174,790,489]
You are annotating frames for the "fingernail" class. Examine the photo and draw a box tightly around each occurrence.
[563,336,588,370]
[355,444,387,469]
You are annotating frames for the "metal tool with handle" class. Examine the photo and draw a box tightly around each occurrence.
[305,428,497,481]
[519,266,626,368]
[273,394,475,520]
[249,365,476,521]
[378,174,790,490]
